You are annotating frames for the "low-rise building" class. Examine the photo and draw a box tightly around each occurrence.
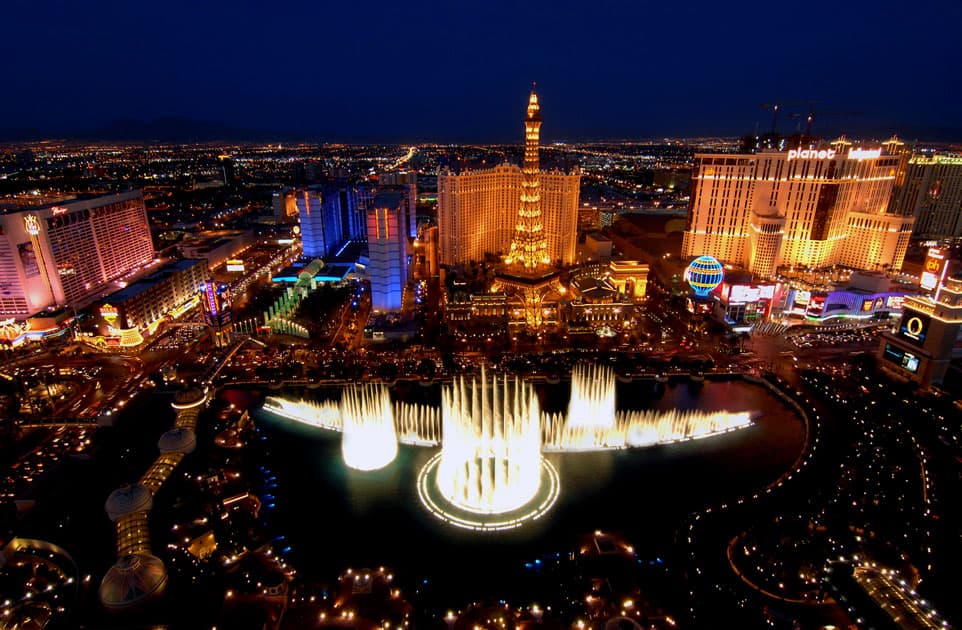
[91,259,208,345]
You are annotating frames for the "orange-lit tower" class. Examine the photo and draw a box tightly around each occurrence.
[505,85,550,270]
[494,84,564,329]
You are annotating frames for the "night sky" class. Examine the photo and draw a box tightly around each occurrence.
[3,0,961,142]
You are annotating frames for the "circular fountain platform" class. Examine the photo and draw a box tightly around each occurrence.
[417,453,561,532]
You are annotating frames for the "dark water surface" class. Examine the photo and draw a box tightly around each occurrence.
[253,378,805,603]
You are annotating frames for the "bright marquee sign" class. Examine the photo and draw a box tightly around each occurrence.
[788,148,836,161]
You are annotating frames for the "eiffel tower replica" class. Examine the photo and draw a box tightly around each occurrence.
[494,84,562,329]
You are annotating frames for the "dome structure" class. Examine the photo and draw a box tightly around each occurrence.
[158,427,196,454]
[99,553,168,611]
[684,255,724,297]
[171,388,205,410]
[105,484,153,521]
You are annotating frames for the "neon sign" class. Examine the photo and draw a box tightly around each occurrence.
[898,312,930,345]
[920,247,947,292]
[23,214,41,235]
[848,148,882,161]
[100,303,119,323]
[787,148,836,161]
[204,282,218,316]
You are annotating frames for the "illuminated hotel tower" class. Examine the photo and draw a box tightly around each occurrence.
[0,191,153,318]
[890,152,962,239]
[366,190,408,311]
[504,87,550,270]
[681,144,914,277]
[437,91,579,267]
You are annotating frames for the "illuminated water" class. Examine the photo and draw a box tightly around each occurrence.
[340,383,397,471]
[566,363,616,429]
[263,364,753,457]
[251,377,806,603]
[438,369,542,514]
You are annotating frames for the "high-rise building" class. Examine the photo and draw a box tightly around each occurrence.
[297,188,342,259]
[890,153,962,239]
[366,191,408,311]
[217,154,236,186]
[296,186,371,259]
[378,172,418,239]
[272,187,298,223]
[0,191,154,317]
[437,91,579,267]
[681,145,914,277]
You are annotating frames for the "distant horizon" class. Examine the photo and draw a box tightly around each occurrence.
[3,114,962,146]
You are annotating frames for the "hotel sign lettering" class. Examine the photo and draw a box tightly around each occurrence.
[848,148,882,161]
[787,149,836,161]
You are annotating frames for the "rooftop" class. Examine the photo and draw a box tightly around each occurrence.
[104,259,206,303]
[1,190,142,216]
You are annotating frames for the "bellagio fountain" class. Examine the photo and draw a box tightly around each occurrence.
[261,364,752,531]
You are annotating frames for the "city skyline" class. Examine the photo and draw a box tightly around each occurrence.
[3,1,962,142]
[2,5,962,628]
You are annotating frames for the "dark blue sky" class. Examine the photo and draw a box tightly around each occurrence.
[3,0,961,141]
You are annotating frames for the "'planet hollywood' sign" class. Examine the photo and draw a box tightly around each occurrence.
[848,148,882,161]
[787,148,836,161]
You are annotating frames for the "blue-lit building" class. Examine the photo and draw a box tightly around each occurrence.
[377,172,418,239]
[296,186,371,259]
[367,191,408,311]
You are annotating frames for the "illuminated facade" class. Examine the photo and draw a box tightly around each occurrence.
[272,187,298,222]
[95,258,208,334]
[367,191,409,311]
[0,191,153,317]
[681,147,914,277]
[296,186,370,259]
[890,153,962,239]
[437,90,579,267]
[505,89,550,269]
[877,250,961,387]
[377,172,418,239]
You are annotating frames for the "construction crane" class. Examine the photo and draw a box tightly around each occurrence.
[789,108,863,136]
[759,101,819,136]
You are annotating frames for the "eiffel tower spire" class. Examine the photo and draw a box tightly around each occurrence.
[505,84,549,270]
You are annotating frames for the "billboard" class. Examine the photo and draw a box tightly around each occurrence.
[806,295,826,317]
[793,290,811,307]
[920,248,947,292]
[226,259,245,272]
[100,304,119,324]
[202,282,232,327]
[18,242,39,278]
[883,343,921,374]
[885,295,904,310]
[729,285,761,303]
[898,312,931,346]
